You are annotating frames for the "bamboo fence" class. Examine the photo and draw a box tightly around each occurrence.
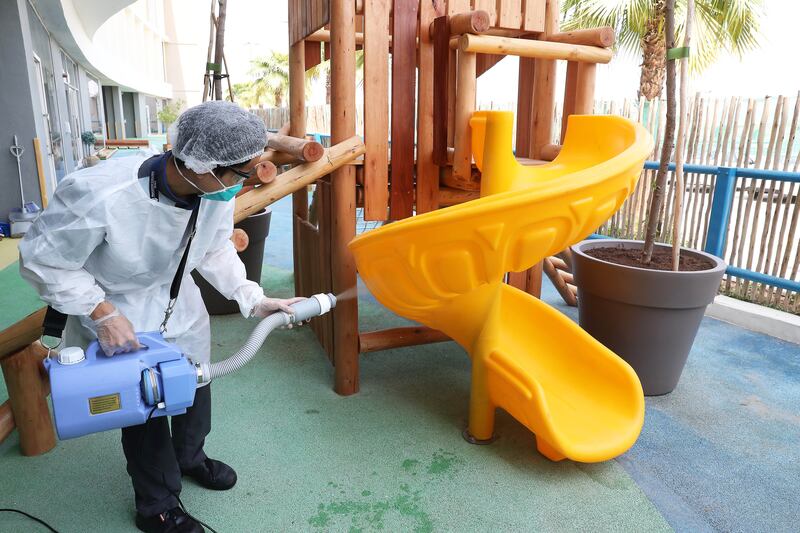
[593,94,800,315]
[254,93,800,314]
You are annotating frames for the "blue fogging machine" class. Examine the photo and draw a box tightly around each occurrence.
[45,294,336,440]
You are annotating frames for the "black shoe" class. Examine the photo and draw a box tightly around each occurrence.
[182,458,237,490]
[135,507,204,533]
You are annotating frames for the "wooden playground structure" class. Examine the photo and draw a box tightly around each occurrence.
[0,0,616,454]
[283,0,614,395]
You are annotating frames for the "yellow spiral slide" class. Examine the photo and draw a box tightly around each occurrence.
[349,111,654,462]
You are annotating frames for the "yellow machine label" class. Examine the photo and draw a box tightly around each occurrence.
[88,393,121,415]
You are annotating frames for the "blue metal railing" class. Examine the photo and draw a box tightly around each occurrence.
[594,162,800,294]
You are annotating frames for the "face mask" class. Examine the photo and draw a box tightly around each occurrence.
[202,183,243,202]
[173,157,243,202]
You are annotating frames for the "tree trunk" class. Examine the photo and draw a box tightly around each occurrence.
[213,0,227,100]
[639,0,666,100]
[672,0,694,270]
[642,0,677,263]
[326,70,332,105]
[202,0,216,102]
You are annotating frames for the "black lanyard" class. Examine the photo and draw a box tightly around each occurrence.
[160,202,200,334]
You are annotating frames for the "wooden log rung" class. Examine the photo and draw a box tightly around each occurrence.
[452,33,613,64]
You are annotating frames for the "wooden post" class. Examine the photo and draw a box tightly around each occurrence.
[561,62,578,142]
[515,35,543,297]
[529,0,559,158]
[1,343,55,456]
[289,37,307,298]
[516,50,535,157]
[416,0,442,214]
[390,0,418,220]
[330,0,359,395]
[363,0,390,220]
[452,50,477,182]
[432,16,451,166]
[0,400,14,444]
[574,62,596,114]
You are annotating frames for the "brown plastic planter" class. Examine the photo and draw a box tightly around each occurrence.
[571,239,726,396]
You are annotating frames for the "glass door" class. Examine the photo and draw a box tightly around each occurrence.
[61,51,83,168]
[32,54,58,191]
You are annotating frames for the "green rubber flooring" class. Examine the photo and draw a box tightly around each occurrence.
[0,261,670,532]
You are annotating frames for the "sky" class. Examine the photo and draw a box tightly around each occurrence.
[222,0,800,105]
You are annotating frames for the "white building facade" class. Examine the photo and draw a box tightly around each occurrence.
[0,0,207,222]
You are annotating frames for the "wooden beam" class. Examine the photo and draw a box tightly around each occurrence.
[304,40,323,70]
[549,27,615,48]
[453,33,612,63]
[363,0,390,220]
[0,400,14,444]
[476,53,505,77]
[439,186,479,206]
[234,136,365,223]
[0,307,46,361]
[330,0,359,396]
[1,343,55,456]
[359,327,451,353]
[308,29,365,45]
[544,257,577,306]
[416,0,440,214]
[389,0,418,220]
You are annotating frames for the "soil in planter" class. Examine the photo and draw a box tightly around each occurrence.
[586,246,715,272]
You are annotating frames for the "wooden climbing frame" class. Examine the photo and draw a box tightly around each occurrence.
[286,0,615,395]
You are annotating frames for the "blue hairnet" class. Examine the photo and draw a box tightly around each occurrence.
[169,101,268,174]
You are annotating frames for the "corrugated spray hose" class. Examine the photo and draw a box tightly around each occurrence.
[200,293,336,383]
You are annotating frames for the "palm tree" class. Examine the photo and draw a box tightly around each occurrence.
[248,51,290,107]
[561,0,762,99]
[307,50,365,105]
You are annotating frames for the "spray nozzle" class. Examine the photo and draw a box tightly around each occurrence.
[287,293,337,324]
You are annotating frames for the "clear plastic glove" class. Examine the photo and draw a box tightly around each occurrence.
[92,307,142,356]
[251,296,306,319]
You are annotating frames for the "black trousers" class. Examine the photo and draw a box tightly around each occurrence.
[121,384,211,517]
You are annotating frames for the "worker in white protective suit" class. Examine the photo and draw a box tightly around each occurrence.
[19,101,301,533]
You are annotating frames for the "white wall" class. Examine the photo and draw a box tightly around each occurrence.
[162,0,209,108]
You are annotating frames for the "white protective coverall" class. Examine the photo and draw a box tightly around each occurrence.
[19,155,264,378]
